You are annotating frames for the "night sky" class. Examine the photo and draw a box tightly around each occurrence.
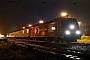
[0,0,90,34]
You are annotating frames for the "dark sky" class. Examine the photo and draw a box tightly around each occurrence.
[0,0,90,34]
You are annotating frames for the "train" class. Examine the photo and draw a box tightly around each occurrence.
[7,17,82,42]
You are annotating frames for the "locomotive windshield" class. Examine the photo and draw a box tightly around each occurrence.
[61,19,79,30]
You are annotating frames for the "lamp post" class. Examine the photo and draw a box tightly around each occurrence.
[39,20,44,23]
[22,27,25,29]
[61,12,67,16]
[78,22,81,27]
[28,24,32,27]
[61,12,69,18]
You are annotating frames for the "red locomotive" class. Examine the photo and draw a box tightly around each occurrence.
[7,17,81,42]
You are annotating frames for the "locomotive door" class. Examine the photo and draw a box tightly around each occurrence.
[57,21,63,38]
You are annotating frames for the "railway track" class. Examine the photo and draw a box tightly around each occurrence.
[8,39,90,60]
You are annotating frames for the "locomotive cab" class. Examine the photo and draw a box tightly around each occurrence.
[58,18,82,42]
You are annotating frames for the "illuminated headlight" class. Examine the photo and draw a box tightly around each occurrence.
[76,31,80,34]
[65,30,70,35]
[70,25,75,29]
[51,27,56,30]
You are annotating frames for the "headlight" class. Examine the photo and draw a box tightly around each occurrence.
[51,27,56,30]
[65,30,70,35]
[76,30,80,34]
[70,25,75,29]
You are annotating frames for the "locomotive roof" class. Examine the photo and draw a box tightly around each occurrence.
[33,17,76,26]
